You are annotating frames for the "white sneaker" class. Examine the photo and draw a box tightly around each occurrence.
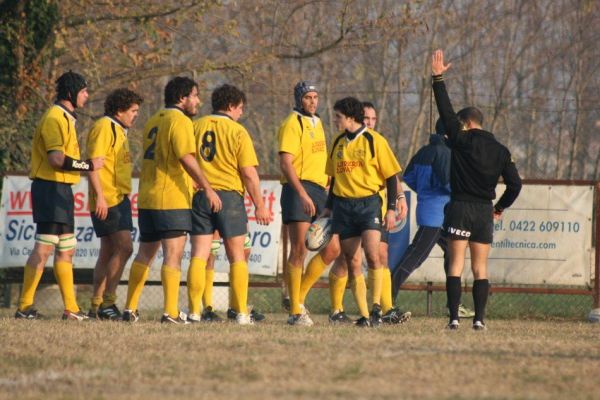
[288,313,314,326]
[236,313,254,325]
[472,320,487,331]
[187,313,201,323]
[299,304,310,315]
[447,319,459,330]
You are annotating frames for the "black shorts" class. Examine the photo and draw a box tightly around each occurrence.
[332,194,382,240]
[138,208,191,242]
[191,190,247,238]
[443,200,494,244]
[31,179,74,226]
[281,181,327,224]
[36,222,74,235]
[91,197,133,237]
[380,226,389,244]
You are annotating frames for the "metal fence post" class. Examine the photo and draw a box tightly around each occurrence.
[427,281,433,316]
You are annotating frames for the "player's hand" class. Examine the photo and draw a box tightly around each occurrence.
[300,193,316,217]
[493,210,503,221]
[205,189,222,212]
[91,157,105,170]
[396,196,408,220]
[95,196,108,221]
[254,206,271,225]
[384,209,396,231]
[432,49,451,76]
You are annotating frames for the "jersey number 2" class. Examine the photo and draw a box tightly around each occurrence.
[144,127,158,160]
[200,130,217,162]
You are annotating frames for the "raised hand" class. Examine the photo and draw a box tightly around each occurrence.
[432,49,452,75]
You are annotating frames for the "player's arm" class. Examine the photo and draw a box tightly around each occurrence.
[88,169,108,220]
[384,175,398,231]
[279,152,316,217]
[431,49,462,144]
[240,166,270,225]
[47,151,104,171]
[493,155,522,220]
[179,153,222,212]
[395,175,408,220]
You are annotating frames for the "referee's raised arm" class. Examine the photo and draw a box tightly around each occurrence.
[431,49,461,145]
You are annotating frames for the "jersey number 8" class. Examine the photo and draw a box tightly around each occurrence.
[200,130,217,162]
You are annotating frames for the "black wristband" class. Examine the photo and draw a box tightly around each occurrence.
[62,155,93,171]
[494,204,504,214]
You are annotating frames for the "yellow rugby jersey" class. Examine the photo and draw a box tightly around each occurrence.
[193,114,258,195]
[29,104,81,184]
[277,111,328,188]
[87,116,132,209]
[326,127,401,198]
[138,108,196,210]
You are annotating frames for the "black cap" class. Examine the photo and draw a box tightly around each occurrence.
[56,71,87,108]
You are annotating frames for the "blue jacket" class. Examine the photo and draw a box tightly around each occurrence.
[403,134,451,227]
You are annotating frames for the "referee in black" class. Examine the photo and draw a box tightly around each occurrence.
[431,49,522,330]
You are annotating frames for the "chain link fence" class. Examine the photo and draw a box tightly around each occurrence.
[0,269,594,321]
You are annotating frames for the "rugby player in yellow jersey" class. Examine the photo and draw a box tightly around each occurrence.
[278,81,340,326]
[86,88,143,320]
[323,97,401,327]
[328,102,410,325]
[15,71,104,321]
[188,84,270,325]
[122,77,222,324]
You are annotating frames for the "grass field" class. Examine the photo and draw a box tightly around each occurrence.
[1,311,598,400]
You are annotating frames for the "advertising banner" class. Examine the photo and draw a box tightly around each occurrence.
[0,176,282,276]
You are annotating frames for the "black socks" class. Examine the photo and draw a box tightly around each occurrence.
[472,279,490,323]
[446,276,461,321]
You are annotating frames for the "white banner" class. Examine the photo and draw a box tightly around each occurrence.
[0,175,282,276]
[399,184,594,286]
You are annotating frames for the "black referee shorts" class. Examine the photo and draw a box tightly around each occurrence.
[443,200,494,244]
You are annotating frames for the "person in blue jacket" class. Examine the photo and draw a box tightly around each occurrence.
[391,119,475,318]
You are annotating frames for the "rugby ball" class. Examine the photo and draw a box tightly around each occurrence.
[389,210,407,234]
[305,217,333,251]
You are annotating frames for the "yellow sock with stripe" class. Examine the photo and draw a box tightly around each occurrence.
[90,295,103,312]
[299,254,327,305]
[161,265,181,318]
[380,268,393,313]
[368,267,384,308]
[203,269,215,309]
[187,257,206,315]
[350,275,369,318]
[101,293,117,308]
[18,265,43,311]
[288,263,302,315]
[54,261,79,312]
[230,261,249,314]
[328,271,347,312]
[125,261,149,311]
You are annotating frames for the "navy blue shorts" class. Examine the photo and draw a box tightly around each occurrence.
[332,194,382,240]
[191,190,247,238]
[280,181,327,224]
[138,208,191,242]
[91,197,133,237]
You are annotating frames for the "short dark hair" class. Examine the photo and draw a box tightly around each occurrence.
[362,101,376,110]
[104,88,143,116]
[457,107,483,127]
[211,84,246,112]
[334,97,364,123]
[164,77,197,107]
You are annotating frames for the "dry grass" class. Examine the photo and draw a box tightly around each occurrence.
[0,311,598,400]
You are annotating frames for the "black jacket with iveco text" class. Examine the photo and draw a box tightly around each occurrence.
[432,75,522,211]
